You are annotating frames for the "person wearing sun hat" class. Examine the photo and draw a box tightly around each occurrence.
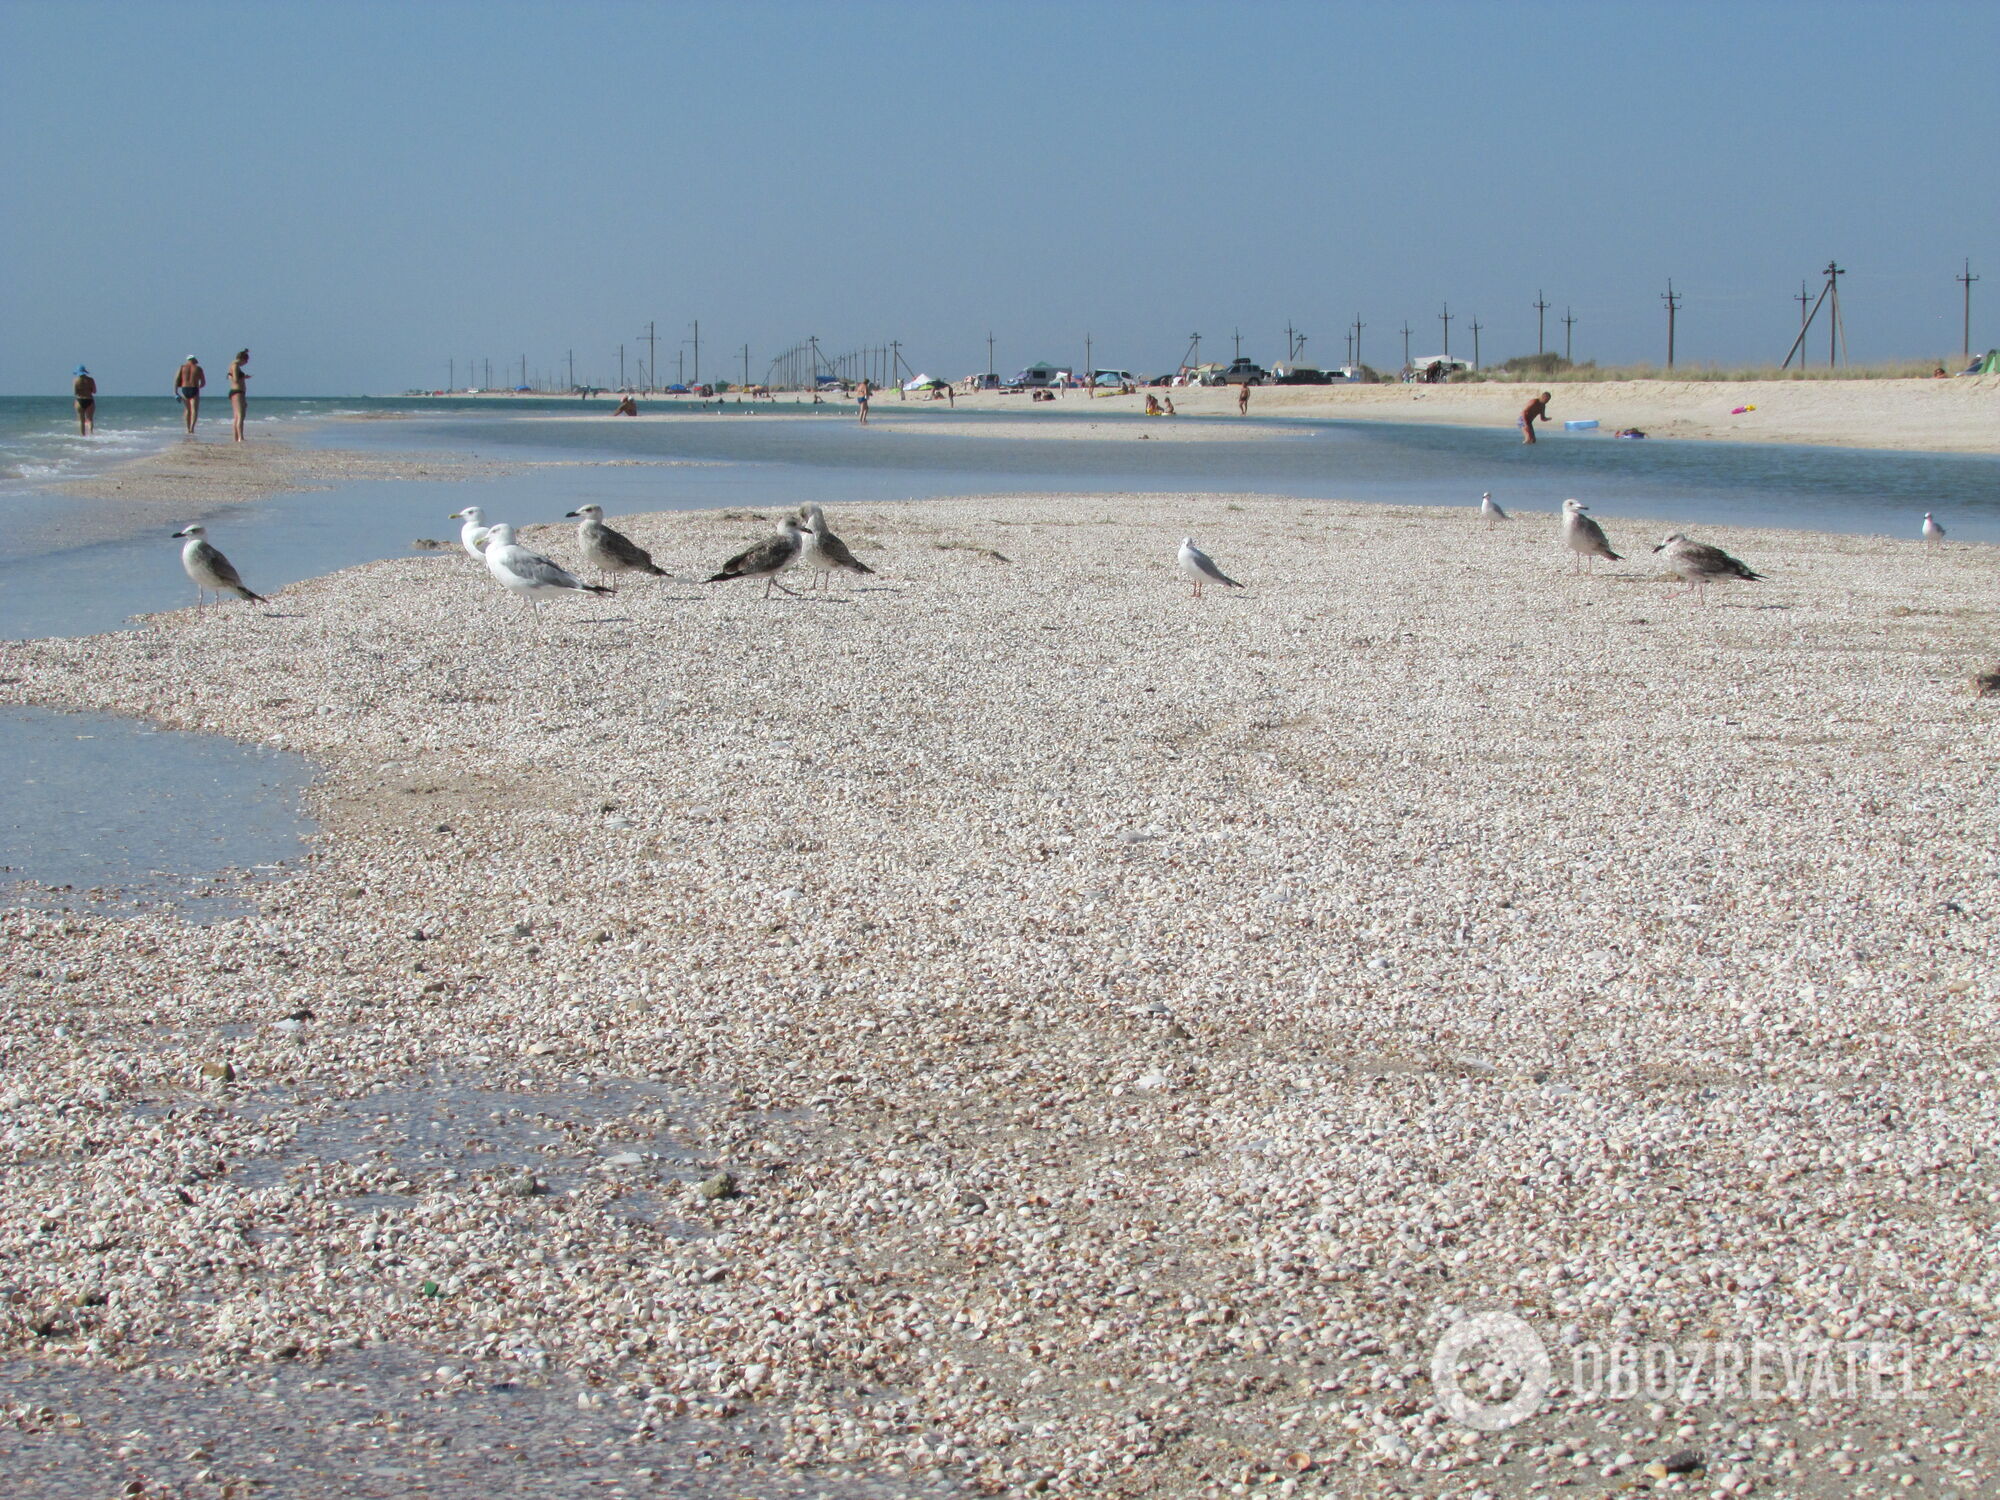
[174,354,205,434]
[72,365,97,435]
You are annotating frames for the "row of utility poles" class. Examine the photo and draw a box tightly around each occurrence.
[447,262,1981,391]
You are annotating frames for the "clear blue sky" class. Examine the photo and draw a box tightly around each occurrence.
[4,1,1995,393]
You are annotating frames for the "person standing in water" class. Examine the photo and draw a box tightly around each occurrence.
[175,355,206,434]
[855,378,871,425]
[1238,380,1250,416]
[228,349,250,442]
[72,366,97,435]
[1519,389,1552,444]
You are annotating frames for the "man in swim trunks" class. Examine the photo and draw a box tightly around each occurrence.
[856,379,870,426]
[175,355,206,434]
[73,366,96,435]
[1519,390,1551,444]
[1238,380,1250,416]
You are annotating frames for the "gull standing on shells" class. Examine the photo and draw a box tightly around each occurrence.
[564,504,667,588]
[1178,538,1244,598]
[1652,533,1765,605]
[1922,512,1945,546]
[1560,498,1622,574]
[707,516,805,598]
[449,506,495,558]
[796,503,875,591]
[171,524,265,605]
[480,522,611,618]
[1479,491,1509,528]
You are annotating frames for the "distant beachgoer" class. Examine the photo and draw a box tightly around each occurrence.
[1164,395,1176,416]
[613,395,638,416]
[175,355,206,434]
[227,349,250,442]
[1238,381,1250,415]
[1144,393,1162,416]
[945,383,955,407]
[856,379,871,425]
[1933,366,1948,378]
[72,366,96,435]
[1519,390,1552,444]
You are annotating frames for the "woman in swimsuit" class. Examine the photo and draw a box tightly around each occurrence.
[73,366,96,435]
[228,350,250,442]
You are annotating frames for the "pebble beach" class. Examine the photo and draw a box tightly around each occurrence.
[3,489,1998,1496]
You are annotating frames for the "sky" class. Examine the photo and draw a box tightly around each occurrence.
[4,0,1996,394]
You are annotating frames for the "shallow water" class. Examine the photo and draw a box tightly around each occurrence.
[0,704,316,921]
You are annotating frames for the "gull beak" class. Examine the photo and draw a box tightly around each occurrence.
[449,511,463,520]
[1651,543,1666,552]
[564,510,581,518]
[171,530,188,538]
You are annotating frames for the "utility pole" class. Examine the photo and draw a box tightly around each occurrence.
[1085,332,1093,379]
[1957,258,1979,361]
[1534,290,1551,356]
[690,320,700,385]
[1352,315,1364,370]
[566,349,574,390]
[1439,303,1452,360]
[1825,261,1846,368]
[1562,307,1576,363]
[1468,316,1483,371]
[677,350,684,385]
[1182,332,1201,376]
[741,344,750,388]
[1796,281,1812,348]
[987,331,996,377]
[1344,329,1354,365]
[448,358,454,391]
[890,339,905,395]
[640,322,657,393]
[1400,321,1412,370]
[1232,329,1242,359]
[520,354,527,388]
[618,345,625,388]
[1661,280,1682,369]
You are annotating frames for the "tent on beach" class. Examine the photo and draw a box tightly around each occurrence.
[1963,349,2000,375]
[902,374,946,391]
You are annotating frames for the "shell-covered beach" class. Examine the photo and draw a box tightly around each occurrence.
[3,491,1997,1496]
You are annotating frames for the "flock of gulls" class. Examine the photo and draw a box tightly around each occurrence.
[169,495,1952,614]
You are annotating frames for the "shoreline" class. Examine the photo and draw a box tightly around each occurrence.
[430,373,2000,453]
[3,491,1996,1493]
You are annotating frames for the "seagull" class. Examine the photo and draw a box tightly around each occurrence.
[1178,537,1244,598]
[449,506,495,558]
[1652,532,1765,605]
[796,503,875,591]
[1560,498,1622,574]
[480,523,611,616]
[1922,512,1945,546]
[707,516,805,597]
[1479,491,1509,528]
[171,524,265,605]
[564,504,667,588]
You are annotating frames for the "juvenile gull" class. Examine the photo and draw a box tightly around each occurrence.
[1479,491,1509,528]
[481,523,611,615]
[449,506,495,558]
[796,503,875,591]
[1923,511,1946,546]
[707,516,804,598]
[170,524,265,605]
[1178,538,1244,598]
[1652,532,1765,605]
[1560,498,1621,574]
[564,504,667,588]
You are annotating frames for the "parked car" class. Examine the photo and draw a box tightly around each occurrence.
[1216,357,1268,385]
[1270,361,1331,385]
[1088,368,1139,388]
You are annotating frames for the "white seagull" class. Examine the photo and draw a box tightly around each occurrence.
[796,503,875,591]
[564,504,667,588]
[449,506,495,558]
[1653,533,1765,605]
[707,516,805,598]
[1178,538,1244,599]
[170,524,265,606]
[1922,512,1945,546]
[480,523,611,615]
[1479,491,1509,528]
[1560,499,1622,574]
